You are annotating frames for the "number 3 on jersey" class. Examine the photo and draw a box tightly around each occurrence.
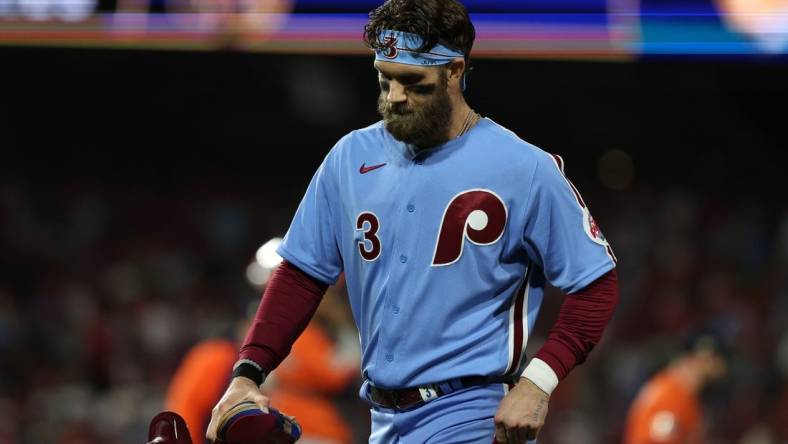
[356,211,382,261]
[355,189,507,266]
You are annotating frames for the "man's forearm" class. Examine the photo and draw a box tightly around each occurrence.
[237,260,329,379]
[526,268,619,394]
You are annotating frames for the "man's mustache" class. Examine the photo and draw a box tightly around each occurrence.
[383,105,412,116]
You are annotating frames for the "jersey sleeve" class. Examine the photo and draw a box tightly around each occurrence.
[521,152,616,294]
[277,140,345,285]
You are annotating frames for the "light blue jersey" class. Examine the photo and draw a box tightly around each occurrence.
[278,118,616,390]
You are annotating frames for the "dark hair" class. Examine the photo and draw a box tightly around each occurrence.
[363,0,476,61]
[683,326,734,361]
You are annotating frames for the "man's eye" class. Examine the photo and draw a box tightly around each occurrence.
[408,84,435,95]
[379,81,390,92]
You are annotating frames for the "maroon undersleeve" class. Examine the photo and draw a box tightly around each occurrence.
[533,268,619,381]
[239,261,328,373]
[241,262,618,382]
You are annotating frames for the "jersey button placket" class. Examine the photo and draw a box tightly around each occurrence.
[378,161,417,373]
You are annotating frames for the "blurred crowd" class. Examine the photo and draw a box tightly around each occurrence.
[0,164,787,443]
[532,183,788,443]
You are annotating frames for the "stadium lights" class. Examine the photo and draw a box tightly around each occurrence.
[246,237,284,287]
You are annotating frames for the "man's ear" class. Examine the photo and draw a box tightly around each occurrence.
[448,59,467,89]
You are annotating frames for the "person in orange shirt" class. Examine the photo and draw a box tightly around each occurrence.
[164,318,250,444]
[165,285,359,444]
[165,238,359,444]
[624,333,729,444]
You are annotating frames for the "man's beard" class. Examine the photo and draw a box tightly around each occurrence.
[377,74,452,148]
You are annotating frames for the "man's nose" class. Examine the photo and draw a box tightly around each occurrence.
[387,82,407,104]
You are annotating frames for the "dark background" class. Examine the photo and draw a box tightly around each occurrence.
[1,48,787,442]
[5,49,788,192]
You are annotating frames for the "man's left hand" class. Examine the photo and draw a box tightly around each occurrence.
[494,377,549,443]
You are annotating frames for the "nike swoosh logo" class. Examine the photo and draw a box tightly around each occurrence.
[359,162,387,174]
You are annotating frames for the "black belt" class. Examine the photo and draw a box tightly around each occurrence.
[367,375,516,410]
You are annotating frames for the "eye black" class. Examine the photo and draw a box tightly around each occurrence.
[408,84,436,95]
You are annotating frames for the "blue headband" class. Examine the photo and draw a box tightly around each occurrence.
[375,30,465,66]
[374,30,467,90]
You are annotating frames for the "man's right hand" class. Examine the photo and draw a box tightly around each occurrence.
[205,376,270,442]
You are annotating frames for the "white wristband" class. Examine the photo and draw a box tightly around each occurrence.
[521,358,559,396]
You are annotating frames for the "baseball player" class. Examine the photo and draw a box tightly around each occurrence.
[207,1,620,443]
[623,332,729,444]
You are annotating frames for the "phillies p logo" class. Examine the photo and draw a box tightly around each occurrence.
[382,36,398,59]
[432,189,508,266]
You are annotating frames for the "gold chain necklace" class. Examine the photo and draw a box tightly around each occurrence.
[457,108,481,138]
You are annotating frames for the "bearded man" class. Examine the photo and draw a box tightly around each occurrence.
[207,1,620,443]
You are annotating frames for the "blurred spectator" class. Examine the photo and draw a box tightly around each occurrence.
[623,331,729,443]
[164,244,359,444]
[164,337,238,444]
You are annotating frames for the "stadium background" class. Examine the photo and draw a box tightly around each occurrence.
[1,0,788,442]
